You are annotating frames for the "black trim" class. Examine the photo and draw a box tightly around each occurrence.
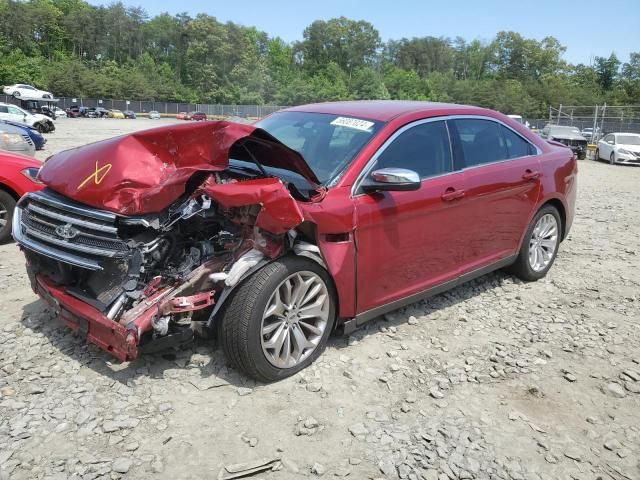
[352,254,517,326]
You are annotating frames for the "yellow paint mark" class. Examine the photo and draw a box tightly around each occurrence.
[77,161,112,190]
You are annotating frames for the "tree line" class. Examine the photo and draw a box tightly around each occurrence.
[1,0,638,117]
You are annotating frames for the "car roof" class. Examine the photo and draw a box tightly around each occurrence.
[282,100,483,122]
[614,132,640,136]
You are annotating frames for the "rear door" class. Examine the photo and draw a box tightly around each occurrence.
[449,117,541,273]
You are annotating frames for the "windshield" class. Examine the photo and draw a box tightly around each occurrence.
[617,135,640,145]
[256,111,383,185]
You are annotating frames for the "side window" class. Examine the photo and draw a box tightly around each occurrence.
[501,125,534,158]
[374,121,452,179]
[452,119,508,167]
[0,106,8,113]
[8,106,23,115]
[604,134,613,143]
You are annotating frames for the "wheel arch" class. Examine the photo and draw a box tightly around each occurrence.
[0,182,20,202]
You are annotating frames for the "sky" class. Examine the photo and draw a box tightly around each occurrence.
[89,0,640,65]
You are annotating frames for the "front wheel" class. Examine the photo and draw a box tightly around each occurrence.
[610,152,616,165]
[12,91,21,98]
[508,205,561,282]
[0,190,16,243]
[595,148,600,161]
[36,123,46,133]
[220,256,336,382]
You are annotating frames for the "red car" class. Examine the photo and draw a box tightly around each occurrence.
[176,112,190,120]
[190,111,207,121]
[0,152,43,242]
[12,101,576,382]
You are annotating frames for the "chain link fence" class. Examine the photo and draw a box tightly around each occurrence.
[534,105,640,141]
[0,94,287,119]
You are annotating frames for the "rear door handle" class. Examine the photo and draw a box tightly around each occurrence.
[441,188,465,202]
[522,170,541,181]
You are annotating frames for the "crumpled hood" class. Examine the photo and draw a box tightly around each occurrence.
[39,121,319,215]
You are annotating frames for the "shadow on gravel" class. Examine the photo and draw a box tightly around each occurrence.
[327,270,514,350]
[20,270,515,386]
[19,299,253,389]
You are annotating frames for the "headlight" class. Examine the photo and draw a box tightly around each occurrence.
[618,149,632,155]
[0,132,25,145]
[21,167,43,184]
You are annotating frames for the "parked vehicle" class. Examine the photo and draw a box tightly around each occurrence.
[176,112,190,120]
[108,109,125,119]
[148,110,161,119]
[0,123,36,157]
[12,101,576,381]
[65,105,82,118]
[0,151,43,242]
[507,114,524,124]
[0,102,55,133]
[596,133,640,165]
[190,111,207,121]
[0,120,46,150]
[53,107,67,118]
[2,84,54,99]
[123,110,136,119]
[95,107,111,118]
[541,124,587,159]
[580,127,599,141]
[79,107,98,118]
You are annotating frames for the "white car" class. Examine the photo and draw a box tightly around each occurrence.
[597,133,640,165]
[2,84,54,99]
[53,107,67,118]
[0,102,55,133]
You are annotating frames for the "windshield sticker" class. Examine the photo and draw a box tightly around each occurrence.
[330,117,375,132]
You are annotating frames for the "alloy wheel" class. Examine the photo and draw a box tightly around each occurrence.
[610,152,615,165]
[528,214,558,272]
[260,271,330,369]
[0,202,7,229]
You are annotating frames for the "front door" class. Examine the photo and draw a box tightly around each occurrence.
[354,119,468,314]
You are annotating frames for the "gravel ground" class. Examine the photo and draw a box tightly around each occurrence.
[1,118,639,480]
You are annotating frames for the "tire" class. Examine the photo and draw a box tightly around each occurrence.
[595,148,600,161]
[507,205,562,282]
[12,91,20,98]
[610,152,616,165]
[220,256,336,382]
[0,190,16,244]
[36,123,46,134]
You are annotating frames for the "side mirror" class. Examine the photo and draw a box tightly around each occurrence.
[361,168,421,192]
[607,140,614,145]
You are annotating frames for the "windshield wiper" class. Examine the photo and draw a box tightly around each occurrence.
[239,139,268,177]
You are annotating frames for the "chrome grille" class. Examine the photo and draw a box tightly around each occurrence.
[13,189,129,270]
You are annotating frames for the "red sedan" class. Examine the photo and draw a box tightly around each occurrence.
[13,101,576,381]
[0,152,43,242]
[190,111,207,121]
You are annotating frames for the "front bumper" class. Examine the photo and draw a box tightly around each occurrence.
[32,274,139,361]
[614,153,640,165]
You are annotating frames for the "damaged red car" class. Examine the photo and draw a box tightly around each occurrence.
[12,101,577,382]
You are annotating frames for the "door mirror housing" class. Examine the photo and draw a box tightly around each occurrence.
[361,168,421,192]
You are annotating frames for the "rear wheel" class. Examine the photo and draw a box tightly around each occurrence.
[595,148,600,160]
[12,91,20,98]
[0,190,16,243]
[508,205,561,282]
[220,256,336,382]
[36,123,46,133]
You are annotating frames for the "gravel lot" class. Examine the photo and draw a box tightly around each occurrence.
[1,118,639,480]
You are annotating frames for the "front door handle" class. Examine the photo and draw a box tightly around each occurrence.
[441,188,465,202]
[522,170,541,181]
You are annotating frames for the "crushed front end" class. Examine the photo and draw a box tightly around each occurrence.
[12,121,320,361]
